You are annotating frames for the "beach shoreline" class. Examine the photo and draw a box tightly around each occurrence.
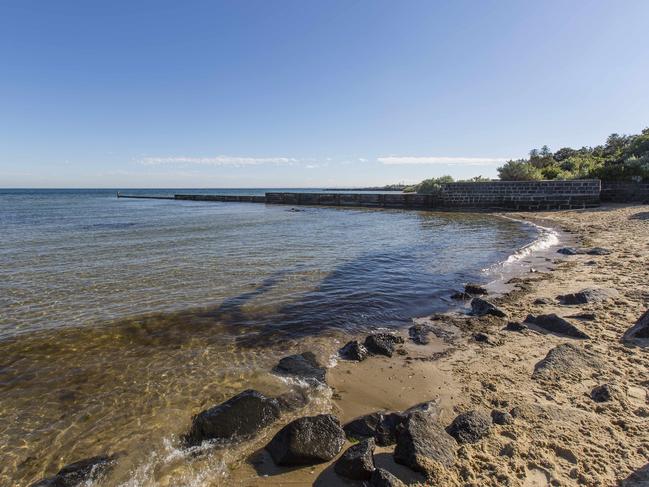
[228,203,648,486]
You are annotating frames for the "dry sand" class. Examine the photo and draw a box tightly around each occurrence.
[230,204,649,486]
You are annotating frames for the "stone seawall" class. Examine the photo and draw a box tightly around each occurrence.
[174,194,266,203]
[600,181,649,203]
[266,180,601,211]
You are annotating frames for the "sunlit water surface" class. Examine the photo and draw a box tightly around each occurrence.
[0,189,535,486]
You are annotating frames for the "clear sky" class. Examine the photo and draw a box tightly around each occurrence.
[1,0,648,188]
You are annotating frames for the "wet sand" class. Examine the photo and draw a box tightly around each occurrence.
[228,204,649,486]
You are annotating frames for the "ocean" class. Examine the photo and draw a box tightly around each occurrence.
[0,189,536,486]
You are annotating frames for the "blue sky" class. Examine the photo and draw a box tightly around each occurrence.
[1,0,648,188]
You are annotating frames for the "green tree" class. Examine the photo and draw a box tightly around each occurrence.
[497,160,543,181]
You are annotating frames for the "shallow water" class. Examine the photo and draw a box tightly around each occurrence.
[0,189,534,486]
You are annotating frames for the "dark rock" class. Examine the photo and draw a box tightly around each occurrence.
[567,312,597,321]
[364,333,404,357]
[266,414,345,465]
[370,468,406,487]
[275,389,310,413]
[409,323,434,345]
[339,340,369,361]
[557,288,617,305]
[557,247,579,255]
[525,314,590,339]
[334,438,376,480]
[30,455,118,487]
[273,352,326,384]
[446,410,492,444]
[185,389,281,446]
[344,411,405,446]
[533,297,555,305]
[591,383,615,403]
[473,332,491,343]
[505,321,527,332]
[587,247,611,255]
[491,409,514,425]
[451,291,472,300]
[470,298,507,318]
[532,343,602,381]
[622,309,649,344]
[394,411,456,472]
[465,283,488,295]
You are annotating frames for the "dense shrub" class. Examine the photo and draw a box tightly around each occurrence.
[497,127,649,181]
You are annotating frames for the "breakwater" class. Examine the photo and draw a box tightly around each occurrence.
[118,180,601,210]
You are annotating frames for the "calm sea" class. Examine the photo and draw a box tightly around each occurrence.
[0,188,534,485]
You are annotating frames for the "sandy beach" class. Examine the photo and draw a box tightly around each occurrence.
[226,203,649,486]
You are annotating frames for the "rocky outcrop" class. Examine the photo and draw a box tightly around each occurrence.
[591,383,617,402]
[370,468,406,487]
[557,288,617,305]
[446,410,492,444]
[184,389,281,446]
[393,411,456,472]
[334,438,376,480]
[470,298,507,318]
[525,313,590,339]
[464,283,488,295]
[622,309,649,345]
[30,455,118,487]
[266,414,345,465]
[339,340,369,361]
[505,321,527,332]
[364,333,404,357]
[533,343,602,381]
[273,352,326,384]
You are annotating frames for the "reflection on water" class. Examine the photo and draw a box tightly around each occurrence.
[0,189,534,485]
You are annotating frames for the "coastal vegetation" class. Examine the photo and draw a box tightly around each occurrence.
[406,128,649,193]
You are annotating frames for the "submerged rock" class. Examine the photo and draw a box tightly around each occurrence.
[532,343,602,381]
[185,389,281,446]
[339,340,369,361]
[273,352,326,384]
[557,247,612,256]
[409,323,435,345]
[451,291,472,300]
[470,298,507,318]
[266,414,345,465]
[622,309,649,344]
[446,410,492,444]
[525,313,590,339]
[533,297,555,305]
[394,411,456,472]
[364,333,404,357]
[557,247,580,255]
[587,247,612,255]
[557,288,617,305]
[465,283,488,295]
[334,438,376,480]
[370,468,406,487]
[275,389,310,413]
[30,455,118,487]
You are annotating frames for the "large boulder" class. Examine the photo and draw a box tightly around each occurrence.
[344,411,405,446]
[30,455,118,487]
[334,438,376,480]
[364,333,404,357]
[393,411,456,472]
[446,410,492,444]
[622,309,649,345]
[266,414,346,465]
[557,288,617,305]
[339,340,369,361]
[470,298,507,318]
[525,314,590,339]
[273,352,326,384]
[185,389,281,446]
[533,343,602,382]
[370,468,406,487]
